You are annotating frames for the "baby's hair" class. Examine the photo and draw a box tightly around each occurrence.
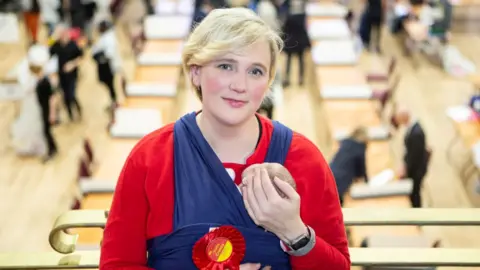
[182,7,284,100]
[242,163,296,198]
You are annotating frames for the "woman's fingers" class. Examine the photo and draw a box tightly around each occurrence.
[253,167,268,205]
[260,168,281,201]
[239,263,261,270]
[273,177,299,201]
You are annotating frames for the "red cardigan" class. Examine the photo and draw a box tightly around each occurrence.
[100,117,350,269]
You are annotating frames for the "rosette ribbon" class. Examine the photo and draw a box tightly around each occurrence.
[193,226,246,270]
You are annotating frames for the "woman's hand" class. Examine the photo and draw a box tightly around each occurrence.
[239,263,271,270]
[241,167,307,243]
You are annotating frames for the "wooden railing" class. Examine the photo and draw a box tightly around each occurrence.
[0,208,479,269]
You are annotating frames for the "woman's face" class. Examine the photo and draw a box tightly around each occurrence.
[191,39,271,126]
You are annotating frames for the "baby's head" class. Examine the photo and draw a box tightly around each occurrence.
[241,163,296,197]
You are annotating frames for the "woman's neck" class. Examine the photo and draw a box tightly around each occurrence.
[197,111,260,164]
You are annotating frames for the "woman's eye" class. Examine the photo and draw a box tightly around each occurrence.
[250,68,264,76]
[218,64,232,70]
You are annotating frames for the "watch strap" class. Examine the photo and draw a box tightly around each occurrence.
[281,226,316,257]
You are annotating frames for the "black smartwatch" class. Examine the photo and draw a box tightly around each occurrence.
[290,228,311,250]
[284,226,316,256]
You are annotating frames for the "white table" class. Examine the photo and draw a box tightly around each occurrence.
[320,85,373,99]
[306,3,348,18]
[125,83,177,97]
[308,19,351,40]
[312,40,358,66]
[137,52,182,66]
[155,0,194,15]
[109,108,163,138]
[0,13,20,43]
[144,16,192,40]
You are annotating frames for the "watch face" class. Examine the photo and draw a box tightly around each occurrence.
[291,236,309,251]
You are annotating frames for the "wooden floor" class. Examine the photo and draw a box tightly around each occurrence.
[1,14,480,270]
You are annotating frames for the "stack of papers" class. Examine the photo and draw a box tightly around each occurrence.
[446,105,474,122]
[368,169,395,187]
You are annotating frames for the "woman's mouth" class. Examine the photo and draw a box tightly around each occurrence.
[223,98,247,108]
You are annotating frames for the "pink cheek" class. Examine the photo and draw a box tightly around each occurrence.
[251,84,268,103]
[202,74,230,96]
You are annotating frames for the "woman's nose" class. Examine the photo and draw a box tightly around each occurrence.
[229,73,247,93]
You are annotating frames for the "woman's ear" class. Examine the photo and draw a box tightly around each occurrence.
[190,65,201,88]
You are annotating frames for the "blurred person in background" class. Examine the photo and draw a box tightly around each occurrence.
[329,127,369,206]
[358,0,385,53]
[394,107,430,208]
[22,0,41,44]
[282,0,310,87]
[92,20,122,109]
[49,24,84,122]
[256,0,281,119]
[10,45,59,162]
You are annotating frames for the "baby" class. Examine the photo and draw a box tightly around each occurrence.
[241,163,296,198]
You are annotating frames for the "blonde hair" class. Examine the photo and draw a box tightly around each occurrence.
[182,8,284,99]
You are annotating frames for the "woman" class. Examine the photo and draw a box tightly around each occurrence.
[91,20,121,108]
[359,0,385,53]
[100,8,350,270]
[329,127,369,206]
[281,0,310,87]
[10,44,58,160]
[256,0,281,119]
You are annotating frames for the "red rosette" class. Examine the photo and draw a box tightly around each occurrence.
[193,226,246,270]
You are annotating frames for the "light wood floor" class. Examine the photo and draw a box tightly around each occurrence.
[1,17,480,270]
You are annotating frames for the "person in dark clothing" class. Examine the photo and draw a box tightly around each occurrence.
[329,127,369,206]
[25,44,59,161]
[92,20,120,108]
[359,0,384,52]
[394,108,430,208]
[50,24,84,121]
[36,73,59,162]
[60,0,86,31]
[282,0,310,87]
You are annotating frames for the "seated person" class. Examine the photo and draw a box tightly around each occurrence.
[329,127,369,206]
[100,7,350,270]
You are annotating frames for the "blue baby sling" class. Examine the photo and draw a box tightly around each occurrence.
[146,112,293,269]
